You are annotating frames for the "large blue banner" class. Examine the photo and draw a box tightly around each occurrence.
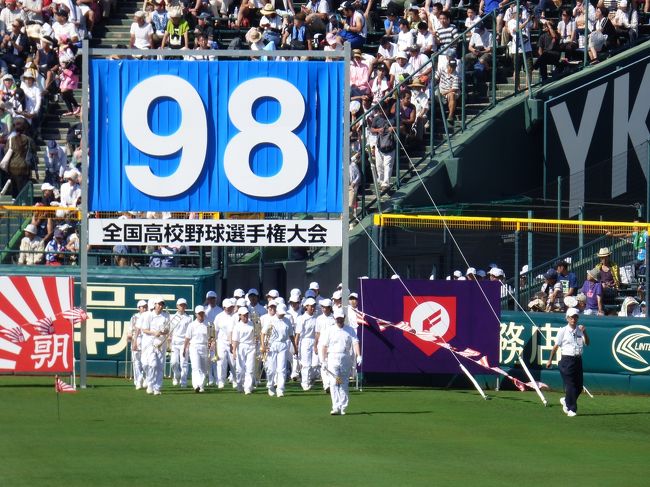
[89,59,344,213]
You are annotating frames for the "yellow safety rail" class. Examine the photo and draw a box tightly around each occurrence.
[373,214,650,234]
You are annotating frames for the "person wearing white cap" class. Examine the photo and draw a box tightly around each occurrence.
[261,303,294,397]
[233,288,245,299]
[128,299,148,390]
[287,294,302,380]
[546,308,590,417]
[295,297,318,390]
[139,296,170,395]
[184,306,209,392]
[260,299,278,382]
[169,298,192,387]
[43,140,67,189]
[322,308,361,415]
[18,223,44,265]
[58,167,81,215]
[204,290,222,325]
[346,292,360,329]
[316,298,336,393]
[452,270,462,280]
[215,298,237,389]
[466,268,477,280]
[246,288,267,317]
[332,290,343,312]
[232,307,256,394]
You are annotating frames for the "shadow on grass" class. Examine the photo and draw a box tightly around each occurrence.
[345,410,434,416]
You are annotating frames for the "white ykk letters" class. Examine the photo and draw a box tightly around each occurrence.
[122,75,308,199]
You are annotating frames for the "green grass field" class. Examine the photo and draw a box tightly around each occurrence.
[1,377,648,487]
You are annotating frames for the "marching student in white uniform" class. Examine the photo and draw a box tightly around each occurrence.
[140,296,170,395]
[169,298,192,387]
[246,288,267,317]
[261,303,294,397]
[232,307,256,394]
[322,309,361,415]
[295,297,318,390]
[287,294,302,380]
[215,298,237,389]
[316,298,336,393]
[204,290,223,325]
[129,299,148,390]
[184,305,209,393]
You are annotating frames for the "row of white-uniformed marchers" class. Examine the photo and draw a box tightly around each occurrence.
[127,287,361,415]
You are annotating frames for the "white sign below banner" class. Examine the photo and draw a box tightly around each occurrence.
[89,219,343,247]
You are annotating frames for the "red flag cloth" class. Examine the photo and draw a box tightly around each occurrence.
[55,375,76,393]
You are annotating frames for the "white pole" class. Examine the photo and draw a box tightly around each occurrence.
[518,354,548,406]
[459,363,488,400]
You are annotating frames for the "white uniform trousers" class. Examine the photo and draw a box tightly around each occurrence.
[236,344,256,393]
[321,358,331,391]
[189,344,208,390]
[299,337,315,389]
[145,347,165,393]
[208,346,218,385]
[289,340,299,379]
[132,348,144,388]
[216,341,235,387]
[170,343,188,386]
[329,352,352,413]
[266,342,288,393]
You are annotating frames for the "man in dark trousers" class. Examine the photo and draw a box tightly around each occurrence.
[546,308,590,417]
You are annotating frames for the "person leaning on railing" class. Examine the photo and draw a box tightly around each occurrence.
[18,223,44,265]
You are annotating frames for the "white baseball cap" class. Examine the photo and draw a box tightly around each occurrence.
[309,281,319,290]
[154,295,165,305]
[176,298,187,306]
[391,274,400,280]
[303,297,316,306]
[137,299,147,308]
[566,308,579,318]
[332,290,342,300]
[238,307,249,315]
[453,270,462,278]
[289,295,301,303]
[195,305,205,314]
[320,298,332,308]
[267,289,279,298]
[488,268,504,277]
[290,288,301,297]
[349,292,358,299]
[206,290,217,299]
[233,288,245,298]
[466,267,476,276]
[276,304,287,315]
[333,309,345,319]
[267,299,277,307]
[236,298,246,307]
[222,298,232,308]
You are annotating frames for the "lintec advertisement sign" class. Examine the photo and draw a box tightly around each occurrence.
[88,60,344,214]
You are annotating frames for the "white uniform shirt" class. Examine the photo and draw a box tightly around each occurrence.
[185,319,209,346]
[170,312,192,346]
[296,312,317,340]
[137,310,154,350]
[323,325,359,355]
[554,325,586,357]
[316,313,335,342]
[262,316,293,345]
[248,302,267,318]
[215,310,236,345]
[205,304,223,325]
[232,320,255,346]
[141,311,170,350]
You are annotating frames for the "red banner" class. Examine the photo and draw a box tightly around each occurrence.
[0,276,76,373]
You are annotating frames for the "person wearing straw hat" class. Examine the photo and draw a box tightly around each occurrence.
[546,307,590,417]
[259,3,282,46]
[184,305,209,392]
[594,247,620,303]
[232,307,256,394]
[130,11,154,50]
[322,308,361,415]
[580,268,603,316]
[17,223,44,265]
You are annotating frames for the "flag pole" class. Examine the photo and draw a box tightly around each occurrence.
[55,375,61,421]
[359,278,365,392]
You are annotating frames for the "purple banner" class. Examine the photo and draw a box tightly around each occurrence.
[358,279,500,374]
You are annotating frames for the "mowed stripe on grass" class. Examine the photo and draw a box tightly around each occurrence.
[1,377,648,486]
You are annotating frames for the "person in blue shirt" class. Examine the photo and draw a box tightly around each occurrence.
[556,260,578,297]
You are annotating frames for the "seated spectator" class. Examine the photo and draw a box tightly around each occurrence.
[428,2,443,34]
[52,9,80,45]
[581,268,603,315]
[259,4,282,46]
[541,268,564,312]
[612,0,638,44]
[556,260,578,296]
[323,32,343,55]
[396,18,414,52]
[396,88,416,143]
[589,6,616,62]
[377,36,398,68]
[389,51,412,87]
[406,44,431,82]
[18,68,43,135]
[556,9,578,55]
[56,168,81,215]
[619,296,642,317]
[35,36,59,94]
[149,245,179,267]
[594,246,620,298]
[38,182,58,206]
[350,48,371,95]
[194,12,215,42]
[384,10,400,39]
[18,223,44,265]
[188,32,218,59]
[370,62,390,100]
[409,79,429,141]
[1,19,29,75]
[534,20,560,81]
[337,1,366,49]
[464,5,480,35]
[302,0,329,26]
[435,57,459,123]
[415,21,435,56]
[0,0,27,36]
[281,11,311,50]
[130,11,154,50]
[45,227,67,265]
[65,224,80,264]
[161,9,189,49]
[150,0,168,47]
[465,21,492,93]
